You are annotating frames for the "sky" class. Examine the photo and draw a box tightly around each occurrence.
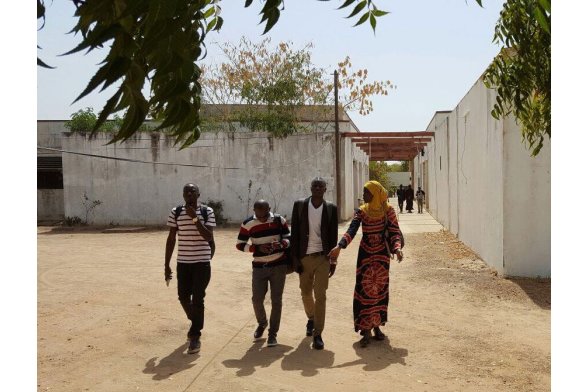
[37,0,504,132]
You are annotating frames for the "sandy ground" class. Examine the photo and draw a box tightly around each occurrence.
[38,221,550,392]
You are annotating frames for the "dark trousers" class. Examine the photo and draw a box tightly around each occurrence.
[398,199,404,212]
[252,264,288,337]
[177,262,211,338]
[406,199,414,211]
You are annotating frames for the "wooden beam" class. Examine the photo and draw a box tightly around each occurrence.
[369,153,418,158]
[369,152,418,156]
[357,144,428,150]
[342,131,434,138]
[369,157,416,162]
[352,138,431,144]
[369,150,419,156]
[361,147,421,154]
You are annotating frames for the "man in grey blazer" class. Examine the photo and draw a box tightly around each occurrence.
[290,177,339,350]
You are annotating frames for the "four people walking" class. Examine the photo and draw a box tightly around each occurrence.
[165,179,406,354]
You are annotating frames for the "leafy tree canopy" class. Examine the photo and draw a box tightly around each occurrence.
[200,37,393,137]
[482,0,550,156]
[37,0,389,148]
[369,161,398,193]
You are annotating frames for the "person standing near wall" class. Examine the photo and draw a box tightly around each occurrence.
[416,187,426,214]
[396,184,405,213]
[235,200,291,348]
[164,183,216,354]
[290,177,338,350]
[327,181,404,347]
[405,184,415,213]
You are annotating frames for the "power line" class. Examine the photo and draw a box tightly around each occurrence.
[37,136,335,170]
[37,146,242,169]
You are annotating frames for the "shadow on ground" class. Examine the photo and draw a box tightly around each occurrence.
[37,225,165,235]
[331,337,408,371]
[280,338,336,377]
[143,343,199,380]
[507,277,551,309]
[222,339,294,377]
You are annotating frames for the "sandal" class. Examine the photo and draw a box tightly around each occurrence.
[359,330,371,347]
[373,327,386,341]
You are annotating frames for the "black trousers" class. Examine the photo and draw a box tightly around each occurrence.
[177,262,211,338]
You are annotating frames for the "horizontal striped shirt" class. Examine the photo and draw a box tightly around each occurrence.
[236,212,290,264]
[167,204,216,263]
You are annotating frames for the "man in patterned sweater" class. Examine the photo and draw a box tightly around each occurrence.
[236,200,291,347]
[165,183,216,354]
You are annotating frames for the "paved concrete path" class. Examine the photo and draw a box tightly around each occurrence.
[388,197,444,234]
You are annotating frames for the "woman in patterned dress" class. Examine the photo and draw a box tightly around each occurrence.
[328,181,404,347]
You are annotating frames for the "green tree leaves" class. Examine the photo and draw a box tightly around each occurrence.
[369,161,396,192]
[39,0,390,147]
[483,0,550,156]
[200,38,393,137]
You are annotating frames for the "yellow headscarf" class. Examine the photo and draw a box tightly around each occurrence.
[360,180,390,218]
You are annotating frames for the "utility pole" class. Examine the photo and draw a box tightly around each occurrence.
[334,70,341,221]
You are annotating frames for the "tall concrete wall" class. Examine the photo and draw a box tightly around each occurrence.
[417,79,550,277]
[502,115,551,277]
[340,136,369,216]
[386,172,411,188]
[37,190,64,221]
[37,121,65,221]
[56,126,367,225]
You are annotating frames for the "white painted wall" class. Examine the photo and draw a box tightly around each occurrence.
[417,79,550,277]
[37,121,65,221]
[55,124,367,225]
[502,115,551,277]
[37,190,64,221]
[386,172,411,188]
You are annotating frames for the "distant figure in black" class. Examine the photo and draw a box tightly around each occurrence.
[405,184,415,213]
[396,185,405,213]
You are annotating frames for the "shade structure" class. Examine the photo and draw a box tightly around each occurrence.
[343,131,433,161]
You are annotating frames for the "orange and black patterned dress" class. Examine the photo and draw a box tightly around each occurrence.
[338,206,404,332]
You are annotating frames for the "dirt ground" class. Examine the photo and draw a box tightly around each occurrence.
[38,224,550,392]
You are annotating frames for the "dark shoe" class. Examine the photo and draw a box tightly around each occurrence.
[267,335,278,347]
[360,329,371,347]
[187,323,192,341]
[253,324,266,339]
[188,337,201,354]
[306,319,314,337]
[312,335,324,350]
[374,327,386,341]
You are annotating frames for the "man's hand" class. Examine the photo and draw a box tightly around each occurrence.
[329,263,337,277]
[165,265,172,281]
[185,205,197,219]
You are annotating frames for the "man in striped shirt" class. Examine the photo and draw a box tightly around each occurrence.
[236,200,290,347]
[165,183,216,354]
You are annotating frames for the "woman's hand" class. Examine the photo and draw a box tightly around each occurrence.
[327,245,341,260]
[395,249,404,263]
